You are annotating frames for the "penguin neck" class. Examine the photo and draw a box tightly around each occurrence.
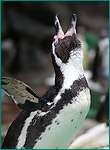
[52,50,84,90]
[51,54,64,89]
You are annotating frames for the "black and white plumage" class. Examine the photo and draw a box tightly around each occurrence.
[1,14,91,149]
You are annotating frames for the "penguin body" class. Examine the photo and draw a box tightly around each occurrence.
[1,14,91,149]
[2,84,90,149]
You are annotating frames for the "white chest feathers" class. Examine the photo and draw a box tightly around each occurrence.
[33,88,90,149]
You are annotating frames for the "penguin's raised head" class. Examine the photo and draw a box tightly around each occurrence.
[52,14,81,64]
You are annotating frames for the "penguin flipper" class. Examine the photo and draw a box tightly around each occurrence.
[1,77,43,111]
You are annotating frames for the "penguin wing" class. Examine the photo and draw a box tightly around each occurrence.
[1,77,43,111]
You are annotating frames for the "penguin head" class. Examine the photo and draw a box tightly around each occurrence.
[52,14,82,66]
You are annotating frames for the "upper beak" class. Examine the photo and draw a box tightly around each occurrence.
[54,14,64,39]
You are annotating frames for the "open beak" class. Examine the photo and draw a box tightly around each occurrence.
[54,14,77,42]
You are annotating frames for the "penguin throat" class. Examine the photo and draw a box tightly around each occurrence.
[52,50,84,89]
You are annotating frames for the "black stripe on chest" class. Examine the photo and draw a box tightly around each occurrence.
[61,77,88,104]
[23,77,88,148]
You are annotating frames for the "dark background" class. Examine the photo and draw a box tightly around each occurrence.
[1,1,109,146]
[1,1,109,79]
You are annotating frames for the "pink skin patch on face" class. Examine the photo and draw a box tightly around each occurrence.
[53,28,64,44]
[54,25,76,44]
[65,26,76,37]
[54,15,76,44]
[59,29,64,39]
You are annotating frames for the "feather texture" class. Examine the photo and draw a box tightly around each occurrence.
[1,77,43,111]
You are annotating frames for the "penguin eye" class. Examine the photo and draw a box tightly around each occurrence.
[54,41,58,46]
